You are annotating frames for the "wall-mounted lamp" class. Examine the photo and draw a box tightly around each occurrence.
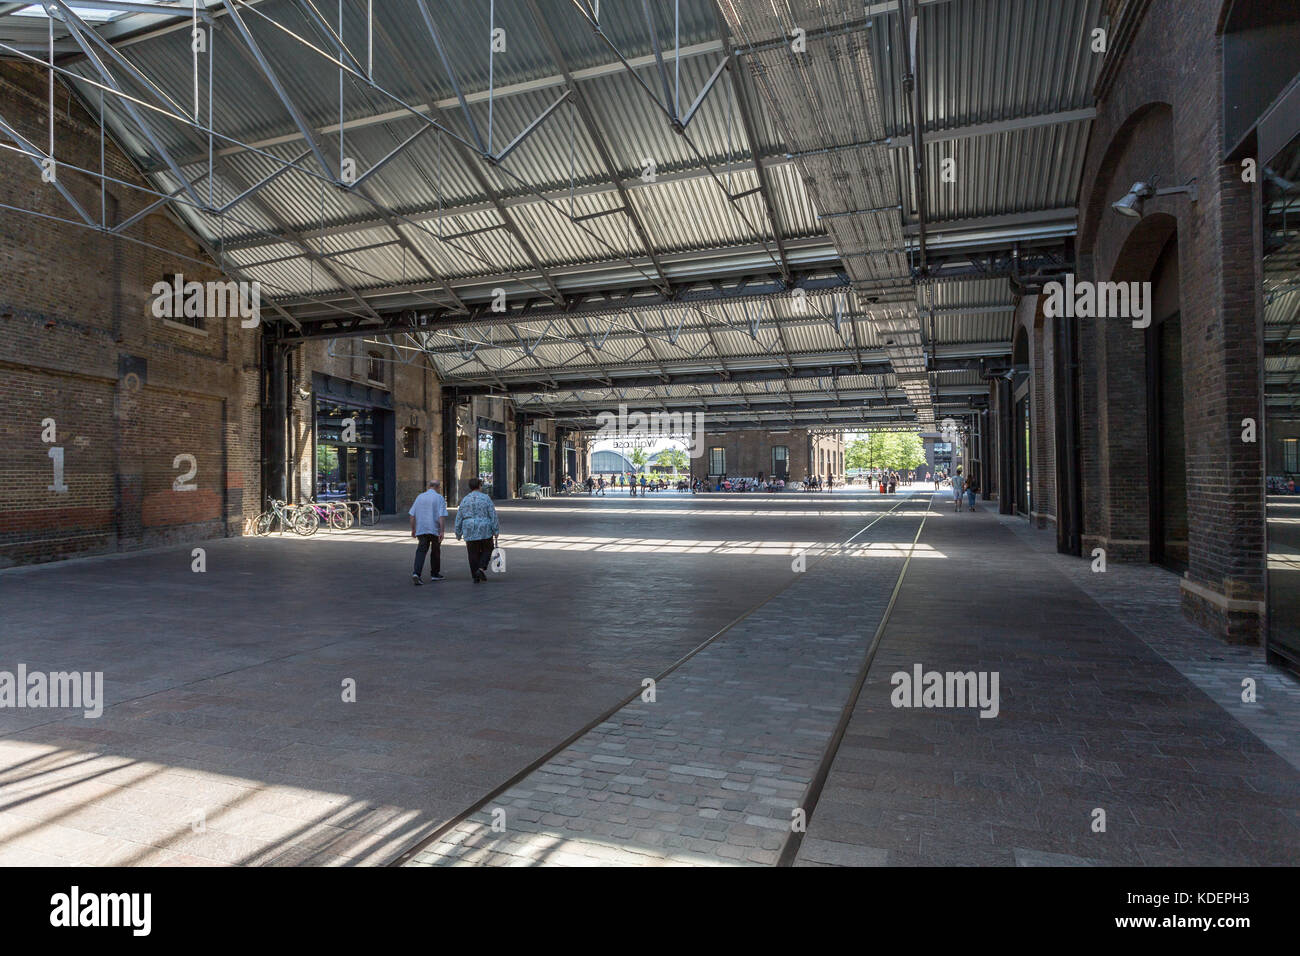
[1111,179,1198,218]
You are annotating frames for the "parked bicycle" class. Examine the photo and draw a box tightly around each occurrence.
[306,498,353,530]
[254,499,319,536]
[357,496,379,526]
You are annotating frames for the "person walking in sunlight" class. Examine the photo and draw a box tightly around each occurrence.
[455,477,500,583]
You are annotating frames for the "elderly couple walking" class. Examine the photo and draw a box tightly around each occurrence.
[409,477,500,585]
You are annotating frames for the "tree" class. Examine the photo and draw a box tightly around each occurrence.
[845,437,871,471]
[892,432,926,470]
[845,431,927,472]
[629,447,648,472]
[655,447,688,474]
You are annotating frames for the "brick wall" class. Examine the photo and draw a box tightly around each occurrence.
[1074,0,1266,643]
[0,63,260,567]
[689,429,843,483]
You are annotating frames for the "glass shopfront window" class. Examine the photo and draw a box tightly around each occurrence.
[315,397,389,509]
[478,430,495,490]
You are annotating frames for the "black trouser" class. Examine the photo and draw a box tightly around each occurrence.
[413,534,441,577]
[466,537,493,577]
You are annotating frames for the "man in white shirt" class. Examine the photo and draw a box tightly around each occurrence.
[409,480,448,585]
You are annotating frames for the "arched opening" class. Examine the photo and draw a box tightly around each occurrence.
[1112,210,1187,572]
[1011,326,1031,516]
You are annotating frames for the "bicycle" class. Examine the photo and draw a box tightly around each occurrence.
[357,496,379,526]
[306,499,353,530]
[254,499,319,536]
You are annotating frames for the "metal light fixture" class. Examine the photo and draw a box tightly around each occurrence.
[1111,179,1198,218]
[1111,182,1152,217]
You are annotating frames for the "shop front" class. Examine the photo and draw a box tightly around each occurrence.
[312,373,396,514]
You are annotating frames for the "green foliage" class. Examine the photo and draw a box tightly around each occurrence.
[654,447,689,472]
[845,432,927,472]
[629,447,649,468]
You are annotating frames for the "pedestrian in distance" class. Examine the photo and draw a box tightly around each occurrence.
[455,477,500,583]
[965,470,980,511]
[409,479,447,585]
[953,466,964,511]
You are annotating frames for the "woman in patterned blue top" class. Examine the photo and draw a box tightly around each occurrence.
[455,477,500,583]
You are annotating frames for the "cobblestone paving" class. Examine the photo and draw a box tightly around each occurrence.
[1,492,898,865]
[406,497,932,866]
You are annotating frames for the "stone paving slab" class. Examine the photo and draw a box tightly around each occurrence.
[406,497,932,867]
[0,490,909,865]
[1001,514,1300,771]
[795,503,1300,867]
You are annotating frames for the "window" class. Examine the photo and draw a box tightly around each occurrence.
[709,447,725,475]
[366,351,384,383]
[772,445,788,477]
[155,275,203,331]
[1285,438,1299,473]
[402,427,420,459]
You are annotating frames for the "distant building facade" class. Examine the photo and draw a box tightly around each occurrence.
[689,429,845,482]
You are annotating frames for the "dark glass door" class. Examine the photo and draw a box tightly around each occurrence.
[1013,394,1031,515]
[1146,314,1189,572]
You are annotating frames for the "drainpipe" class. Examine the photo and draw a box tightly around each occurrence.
[901,0,927,274]
[997,377,1014,515]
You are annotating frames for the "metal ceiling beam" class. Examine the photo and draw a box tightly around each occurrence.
[523,0,672,294]
[444,353,994,397]
[211,17,464,316]
[209,95,1090,253]
[904,208,1077,236]
[46,0,206,210]
[530,386,989,418]
[281,10,468,313]
[273,266,851,342]
[371,16,563,305]
[213,156,380,321]
[901,0,928,275]
[219,0,335,180]
[412,306,1014,357]
[715,8,790,278]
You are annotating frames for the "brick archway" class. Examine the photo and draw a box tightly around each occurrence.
[1079,102,1174,256]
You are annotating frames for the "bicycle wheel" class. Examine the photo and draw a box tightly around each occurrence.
[253,512,275,536]
[292,507,320,536]
[360,503,378,526]
[328,506,351,531]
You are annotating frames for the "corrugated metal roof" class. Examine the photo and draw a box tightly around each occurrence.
[19,0,1107,424]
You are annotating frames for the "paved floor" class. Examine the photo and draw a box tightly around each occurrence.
[793,502,1300,867]
[2,488,1297,866]
[0,489,910,865]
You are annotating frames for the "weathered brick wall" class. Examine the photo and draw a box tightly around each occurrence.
[1075,0,1265,642]
[0,64,260,567]
[689,429,841,482]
